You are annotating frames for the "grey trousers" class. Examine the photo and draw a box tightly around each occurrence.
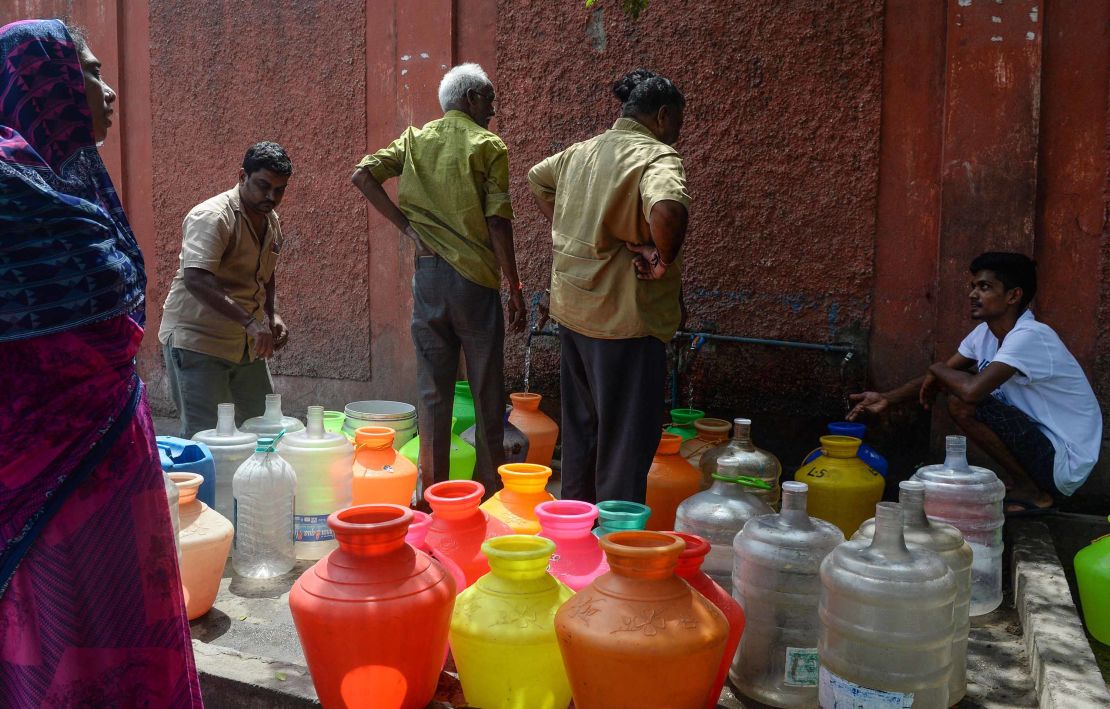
[411,254,506,494]
[162,335,273,438]
[559,327,666,504]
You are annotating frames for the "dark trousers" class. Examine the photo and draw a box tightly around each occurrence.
[411,255,506,494]
[162,335,273,438]
[559,327,666,504]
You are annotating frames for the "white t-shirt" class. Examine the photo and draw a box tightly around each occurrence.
[958,309,1102,495]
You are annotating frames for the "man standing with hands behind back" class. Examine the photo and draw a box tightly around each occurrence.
[160,141,293,437]
[352,63,525,496]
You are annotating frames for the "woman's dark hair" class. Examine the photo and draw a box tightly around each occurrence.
[243,141,293,177]
[613,69,685,117]
[969,252,1037,308]
[63,21,88,55]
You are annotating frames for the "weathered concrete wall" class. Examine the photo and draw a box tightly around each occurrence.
[497,0,884,450]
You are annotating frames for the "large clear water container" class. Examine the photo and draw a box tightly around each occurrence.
[731,481,844,707]
[232,435,297,579]
[853,481,973,704]
[699,417,782,506]
[674,455,773,590]
[193,403,258,521]
[241,393,305,436]
[912,435,1005,615]
[277,406,355,560]
[819,502,956,708]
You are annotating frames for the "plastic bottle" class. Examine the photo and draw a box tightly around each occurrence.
[555,531,729,709]
[398,416,477,481]
[1074,518,1110,645]
[680,417,731,472]
[480,463,556,534]
[157,436,216,508]
[645,432,702,531]
[665,407,705,442]
[240,393,305,436]
[278,405,355,560]
[911,435,1006,615]
[592,500,652,538]
[508,392,559,468]
[453,380,476,435]
[289,505,456,709]
[232,434,298,579]
[192,403,258,521]
[731,481,844,707]
[802,421,889,478]
[698,418,782,504]
[819,502,957,708]
[424,480,512,588]
[675,455,774,589]
[535,500,608,591]
[794,435,883,537]
[853,480,973,704]
[671,532,746,709]
[172,472,234,620]
[450,535,574,709]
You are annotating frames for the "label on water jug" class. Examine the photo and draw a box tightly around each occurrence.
[784,647,819,686]
[818,667,913,708]
[294,514,333,543]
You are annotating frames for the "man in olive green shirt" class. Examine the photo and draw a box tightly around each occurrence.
[352,63,524,495]
[528,69,689,504]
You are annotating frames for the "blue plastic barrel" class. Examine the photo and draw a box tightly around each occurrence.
[157,436,216,508]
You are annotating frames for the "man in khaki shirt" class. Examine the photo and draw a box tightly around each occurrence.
[352,64,524,494]
[159,142,293,437]
[528,69,689,504]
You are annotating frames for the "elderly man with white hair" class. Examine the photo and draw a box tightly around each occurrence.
[352,63,524,496]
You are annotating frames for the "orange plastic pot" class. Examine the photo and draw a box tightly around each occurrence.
[554,531,729,709]
[352,426,418,507]
[645,433,702,531]
[424,480,512,588]
[405,509,466,595]
[479,463,556,534]
[670,532,745,709]
[288,504,456,709]
[508,393,559,468]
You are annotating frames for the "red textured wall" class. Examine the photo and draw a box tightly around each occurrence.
[497,0,884,433]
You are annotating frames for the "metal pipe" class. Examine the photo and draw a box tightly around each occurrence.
[530,326,856,355]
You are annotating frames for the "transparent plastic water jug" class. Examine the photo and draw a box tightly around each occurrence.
[820,502,957,709]
[241,393,305,436]
[232,434,298,579]
[192,403,258,521]
[911,435,1005,615]
[699,418,781,505]
[277,406,355,560]
[853,481,972,704]
[674,455,774,589]
[731,481,844,707]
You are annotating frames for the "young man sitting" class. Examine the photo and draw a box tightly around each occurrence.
[848,252,1102,512]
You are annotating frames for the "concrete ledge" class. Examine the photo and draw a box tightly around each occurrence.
[193,641,318,708]
[1010,520,1110,709]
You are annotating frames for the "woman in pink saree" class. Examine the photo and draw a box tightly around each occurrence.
[0,19,202,706]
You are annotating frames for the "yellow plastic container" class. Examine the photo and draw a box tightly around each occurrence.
[479,463,555,534]
[794,435,883,537]
[449,535,574,709]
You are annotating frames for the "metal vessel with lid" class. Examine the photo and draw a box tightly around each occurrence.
[674,455,773,589]
[820,502,957,709]
[341,399,417,448]
[730,481,843,707]
[912,435,1005,615]
[853,481,972,704]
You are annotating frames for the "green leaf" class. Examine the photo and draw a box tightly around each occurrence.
[276,672,287,681]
